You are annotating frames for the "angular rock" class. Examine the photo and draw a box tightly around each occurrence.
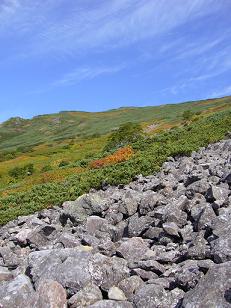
[186,179,210,198]
[117,237,149,262]
[162,222,180,237]
[89,254,130,291]
[143,227,163,240]
[183,262,231,308]
[86,216,110,236]
[60,194,96,225]
[132,268,158,281]
[14,228,33,245]
[28,248,93,292]
[35,279,67,308]
[134,259,165,275]
[119,190,141,216]
[190,202,216,231]
[206,185,229,203]
[139,191,160,215]
[0,266,13,281]
[55,233,81,248]
[68,283,102,307]
[98,237,116,256]
[174,260,204,291]
[187,231,210,260]
[0,274,36,308]
[210,231,231,263]
[151,245,182,263]
[89,300,133,308]
[223,172,231,185]
[118,276,144,301]
[108,286,127,301]
[128,213,153,237]
[0,246,20,268]
[133,284,176,308]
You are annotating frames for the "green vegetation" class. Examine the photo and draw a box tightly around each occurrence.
[8,163,35,179]
[104,122,143,152]
[41,165,53,172]
[58,160,70,168]
[0,96,230,151]
[0,108,230,225]
[182,110,194,121]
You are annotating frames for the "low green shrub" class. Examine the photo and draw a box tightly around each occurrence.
[104,122,143,153]
[8,163,35,179]
[58,160,70,168]
[41,165,53,172]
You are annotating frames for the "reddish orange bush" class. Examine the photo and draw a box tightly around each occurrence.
[90,146,134,169]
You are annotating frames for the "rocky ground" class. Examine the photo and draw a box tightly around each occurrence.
[0,138,231,308]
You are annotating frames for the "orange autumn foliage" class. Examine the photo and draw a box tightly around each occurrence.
[90,146,134,169]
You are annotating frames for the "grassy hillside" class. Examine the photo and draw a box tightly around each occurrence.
[0,96,230,151]
[0,96,230,224]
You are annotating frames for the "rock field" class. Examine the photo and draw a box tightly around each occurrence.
[0,138,231,307]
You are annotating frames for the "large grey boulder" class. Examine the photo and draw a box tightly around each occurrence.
[117,237,149,262]
[163,260,203,291]
[151,245,182,263]
[187,231,210,260]
[108,286,127,301]
[54,232,81,248]
[132,259,165,276]
[139,191,160,215]
[128,213,153,237]
[206,184,229,204]
[118,276,144,300]
[34,279,67,308]
[211,232,231,263]
[29,248,129,294]
[119,190,141,216]
[182,262,231,308]
[88,253,130,291]
[190,202,216,231]
[14,228,33,245]
[0,246,20,268]
[162,222,180,237]
[86,216,126,242]
[28,248,93,292]
[143,226,163,240]
[0,274,36,308]
[133,284,180,308]
[60,193,108,225]
[186,179,210,198]
[68,283,102,307]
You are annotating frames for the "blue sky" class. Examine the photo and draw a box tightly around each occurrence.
[0,0,231,122]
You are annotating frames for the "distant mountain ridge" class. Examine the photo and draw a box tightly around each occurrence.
[0,96,230,150]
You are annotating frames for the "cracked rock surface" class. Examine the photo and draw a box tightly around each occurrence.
[0,138,230,307]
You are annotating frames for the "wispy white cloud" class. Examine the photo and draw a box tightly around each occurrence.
[53,64,126,87]
[1,0,230,97]
[0,0,225,58]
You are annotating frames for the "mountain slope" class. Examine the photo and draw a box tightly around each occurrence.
[1,96,230,150]
[0,108,230,224]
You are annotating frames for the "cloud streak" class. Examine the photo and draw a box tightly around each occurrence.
[53,64,126,86]
[0,0,226,58]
